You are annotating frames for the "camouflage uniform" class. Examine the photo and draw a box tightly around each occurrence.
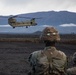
[28,27,67,75]
[67,67,76,75]
[29,47,67,75]
[67,52,76,75]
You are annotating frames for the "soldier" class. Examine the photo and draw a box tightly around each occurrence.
[67,52,76,75]
[28,27,67,75]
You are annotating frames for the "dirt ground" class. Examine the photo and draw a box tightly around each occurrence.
[0,41,76,75]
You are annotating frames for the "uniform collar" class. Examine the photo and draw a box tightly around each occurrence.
[44,46,56,51]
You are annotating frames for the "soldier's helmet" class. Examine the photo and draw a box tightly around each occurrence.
[40,27,60,42]
[72,52,76,64]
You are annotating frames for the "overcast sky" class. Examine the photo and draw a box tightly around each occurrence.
[0,0,76,16]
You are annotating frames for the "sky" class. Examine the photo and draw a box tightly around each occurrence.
[0,0,76,16]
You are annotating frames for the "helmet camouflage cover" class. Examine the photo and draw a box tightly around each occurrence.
[40,27,60,42]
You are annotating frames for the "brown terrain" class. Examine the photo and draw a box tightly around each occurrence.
[0,33,76,75]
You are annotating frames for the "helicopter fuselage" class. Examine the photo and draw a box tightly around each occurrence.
[8,17,37,28]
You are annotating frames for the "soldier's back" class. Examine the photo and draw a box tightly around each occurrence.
[29,46,67,75]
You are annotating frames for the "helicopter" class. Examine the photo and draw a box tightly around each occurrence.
[0,15,38,28]
[8,16,38,28]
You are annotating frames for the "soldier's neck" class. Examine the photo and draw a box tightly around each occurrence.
[45,42,55,47]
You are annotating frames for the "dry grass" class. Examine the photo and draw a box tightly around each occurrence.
[0,34,76,45]
[59,39,76,45]
[0,38,40,43]
[0,38,76,45]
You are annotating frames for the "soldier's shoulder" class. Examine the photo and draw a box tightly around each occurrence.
[67,67,76,74]
[58,50,66,56]
[31,50,42,55]
[29,50,42,59]
[68,67,76,70]
[57,50,67,60]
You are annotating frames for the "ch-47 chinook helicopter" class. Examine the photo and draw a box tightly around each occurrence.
[0,15,38,28]
[8,16,38,28]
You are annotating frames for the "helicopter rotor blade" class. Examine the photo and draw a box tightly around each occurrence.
[17,16,32,19]
[0,16,9,18]
[16,16,42,19]
[0,15,42,20]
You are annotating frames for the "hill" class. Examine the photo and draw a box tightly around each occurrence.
[0,11,76,25]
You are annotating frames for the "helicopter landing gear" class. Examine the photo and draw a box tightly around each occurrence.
[13,27,15,28]
[26,26,28,28]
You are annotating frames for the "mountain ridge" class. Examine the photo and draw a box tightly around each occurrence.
[0,11,76,25]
